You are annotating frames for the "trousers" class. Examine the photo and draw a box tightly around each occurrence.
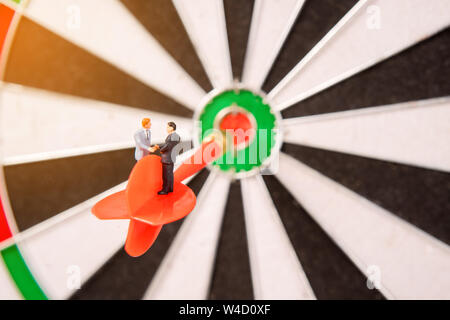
[162,163,174,192]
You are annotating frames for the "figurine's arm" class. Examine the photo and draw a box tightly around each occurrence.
[160,140,177,153]
[158,142,168,153]
[159,134,180,153]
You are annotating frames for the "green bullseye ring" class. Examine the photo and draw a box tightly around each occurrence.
[196,89,279,175]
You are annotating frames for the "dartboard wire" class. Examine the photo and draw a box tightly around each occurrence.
[268,0,450,112]
[143,171,231,299]
[0,181,127,252]
[173,0,233,89]
[242,0,305,91]
[267,0,368,105]
[282,96,450,173]
[3,142,135,167]
[10,0,205,110]
[276,153,450,299]
[261,0,358,94]
[1,84,194,166]
[240,174,316,299]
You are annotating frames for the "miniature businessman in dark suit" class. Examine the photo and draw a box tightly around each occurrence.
[149,122,181,195]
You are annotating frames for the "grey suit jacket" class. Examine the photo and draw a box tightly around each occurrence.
[159,132,181,164]
[134,128,151,161]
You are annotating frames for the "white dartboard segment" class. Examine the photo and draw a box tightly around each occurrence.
[0,84,192,165]
[241,175,315,300]
[144,172,231,300]
[0,258,22,299]
[270,0,450,110]
[23,0,205,110]
[16,182,129,299]
[283,97,450,172]
[173,0,233,90]
[277,153,450,299]
[242,0,305,90]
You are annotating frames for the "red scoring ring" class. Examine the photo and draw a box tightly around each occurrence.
[219,111,254,147]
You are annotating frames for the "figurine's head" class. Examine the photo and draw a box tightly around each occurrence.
[167,122,176,134]
[142,118,151,129]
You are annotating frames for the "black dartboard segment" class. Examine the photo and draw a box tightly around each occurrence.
[281,28,450,118]
[263,175,384,300]
[282,143,450,246]
[263,0,358,93]
[208,180,254,300]
[223,0,254,81]
[120,0,212,92]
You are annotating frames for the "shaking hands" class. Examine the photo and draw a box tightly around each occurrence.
[148,145,160,153]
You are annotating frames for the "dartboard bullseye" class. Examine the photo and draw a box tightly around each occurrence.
[195,88,281,177]
[0,0,449,302]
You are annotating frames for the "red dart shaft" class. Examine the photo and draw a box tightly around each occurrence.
[174,138,223,183]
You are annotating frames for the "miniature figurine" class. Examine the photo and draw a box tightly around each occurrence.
[149,122,181,195]
[134,118,152,161]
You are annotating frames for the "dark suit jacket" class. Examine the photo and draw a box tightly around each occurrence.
[159,132,181,164]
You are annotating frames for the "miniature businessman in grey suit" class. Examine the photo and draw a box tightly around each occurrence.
[149,122,181,195]
[134,118,152,161]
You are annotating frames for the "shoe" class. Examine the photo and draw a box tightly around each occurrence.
[158,190,169,195]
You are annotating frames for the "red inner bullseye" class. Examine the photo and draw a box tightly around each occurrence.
[219,112,254,147]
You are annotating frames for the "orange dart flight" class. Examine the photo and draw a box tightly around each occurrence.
[92,138,222,257]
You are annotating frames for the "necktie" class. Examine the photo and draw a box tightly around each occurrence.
[146,130,149,140]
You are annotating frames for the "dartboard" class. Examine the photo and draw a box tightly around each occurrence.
[0,0,449,300]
